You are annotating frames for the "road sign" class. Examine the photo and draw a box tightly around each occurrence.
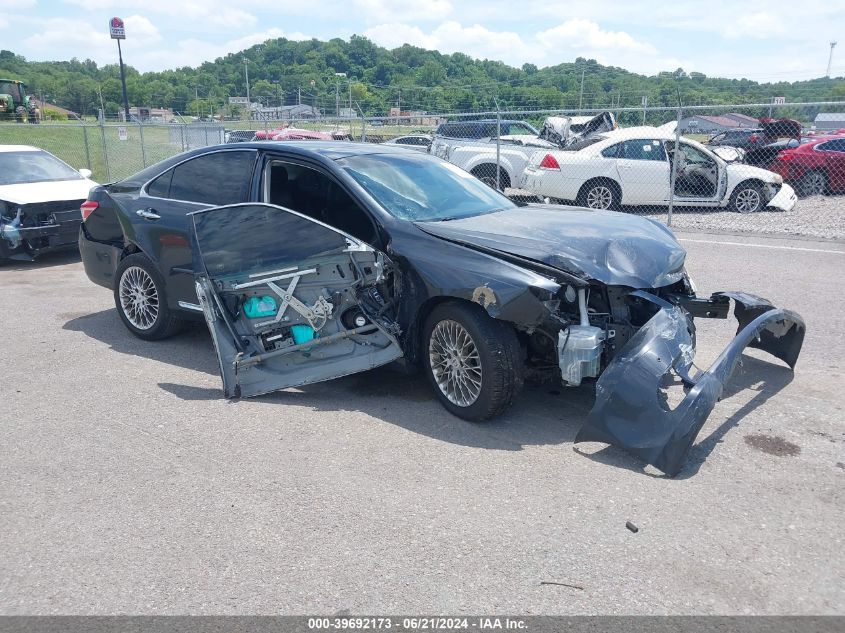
[118,127,128,141]
[109,17,126,40]
[773,96,786,105]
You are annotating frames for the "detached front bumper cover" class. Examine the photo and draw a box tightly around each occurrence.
[575,291,805,476]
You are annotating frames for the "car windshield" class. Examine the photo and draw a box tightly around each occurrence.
[0,150,82,185]
[338,153,516,222]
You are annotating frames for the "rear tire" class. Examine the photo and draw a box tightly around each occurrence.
[577,179,620,210]
[113,253,185,340]
[423,302,523,421]
[797,170,826,197]
[471,165,511,191]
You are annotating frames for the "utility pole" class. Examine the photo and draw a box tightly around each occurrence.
[243,58,250,107]
[298,86,301,105]
[578,68,585,113]
[827,41,838,78]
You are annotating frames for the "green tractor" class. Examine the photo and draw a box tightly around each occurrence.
[0,79,39,123]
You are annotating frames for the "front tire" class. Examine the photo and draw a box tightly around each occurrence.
[423,302,522,421]
[113,253,185,340]
[730,181,763,213]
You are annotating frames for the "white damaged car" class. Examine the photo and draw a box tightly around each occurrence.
[521,126,797,213]
[0,145,98,261]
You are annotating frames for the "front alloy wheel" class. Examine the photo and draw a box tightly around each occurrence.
[429,319,483,407]
[423,302,522,421]
[731,183,763,213]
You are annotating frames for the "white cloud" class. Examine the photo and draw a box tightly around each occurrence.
[353,0,452,22]
[536,19,657,56]
[0,0,36,7]
[63,0,257,29]
[0,14,8,29]
[721,12,788,39]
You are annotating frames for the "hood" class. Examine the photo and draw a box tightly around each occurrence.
[416,205,687,288]
[726,162,782,184]
[0,178,97,205]
[759,118,801,139]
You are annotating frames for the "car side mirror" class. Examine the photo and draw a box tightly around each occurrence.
[79,168,93,178]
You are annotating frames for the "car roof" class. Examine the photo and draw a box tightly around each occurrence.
[0,145,41,153]
[598,126,680,142]
[116,140,414,187]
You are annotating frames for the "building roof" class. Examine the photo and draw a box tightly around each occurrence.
[814,113,845,122]
[694,115,747,127]
[724,113,759,125]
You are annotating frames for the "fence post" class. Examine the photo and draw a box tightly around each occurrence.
[138,120,147,167]
[495,103,501,191]
[99,120,111,182]
[81,124,92,171]
[180,124,185,152]
[666,105,684,228]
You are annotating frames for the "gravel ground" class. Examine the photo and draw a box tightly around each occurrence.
[643,195,845,241]
[1,231,843,615]
[505,190,845,241]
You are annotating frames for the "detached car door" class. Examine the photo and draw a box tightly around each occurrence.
[190,203,403,399]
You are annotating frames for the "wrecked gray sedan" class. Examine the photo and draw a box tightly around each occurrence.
[80,143,803,476]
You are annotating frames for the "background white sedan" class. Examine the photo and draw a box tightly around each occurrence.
[521,126,796,213]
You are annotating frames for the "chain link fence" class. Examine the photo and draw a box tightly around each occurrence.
[1,101,843,239]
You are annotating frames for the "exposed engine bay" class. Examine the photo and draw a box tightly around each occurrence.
[0,200,84,260]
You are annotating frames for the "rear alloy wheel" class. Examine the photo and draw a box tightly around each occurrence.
[730,182,763,213]
[578,182,619,210]
[423,302,522,421]
[113,253,185,340]
[798,171,826,198]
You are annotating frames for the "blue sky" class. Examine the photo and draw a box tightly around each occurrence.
[2,0,843,81]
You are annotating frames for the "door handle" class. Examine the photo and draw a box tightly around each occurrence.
[136,209,161,220]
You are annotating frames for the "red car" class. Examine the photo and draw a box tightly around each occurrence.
[768,136,845,197]
[253,126,332,141]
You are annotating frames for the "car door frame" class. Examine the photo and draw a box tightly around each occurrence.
[133,147,261,310]
[668,140,726,205]
[255,150,388,250]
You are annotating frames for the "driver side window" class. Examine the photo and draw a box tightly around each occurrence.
[263,160,378,245]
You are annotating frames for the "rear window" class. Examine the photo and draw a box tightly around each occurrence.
[148,150,255,205]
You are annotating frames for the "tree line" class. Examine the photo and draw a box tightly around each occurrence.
[1,36,843,120]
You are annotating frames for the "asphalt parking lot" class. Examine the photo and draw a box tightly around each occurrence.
[1,229,843,615]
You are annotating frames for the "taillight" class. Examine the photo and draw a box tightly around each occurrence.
[539,154,560,169]
[80,200,99,221]
[776,152,794,162]
[749,134,759,142]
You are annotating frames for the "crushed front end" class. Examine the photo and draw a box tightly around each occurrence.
[536,277,804,476]
[0,200,84,260]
